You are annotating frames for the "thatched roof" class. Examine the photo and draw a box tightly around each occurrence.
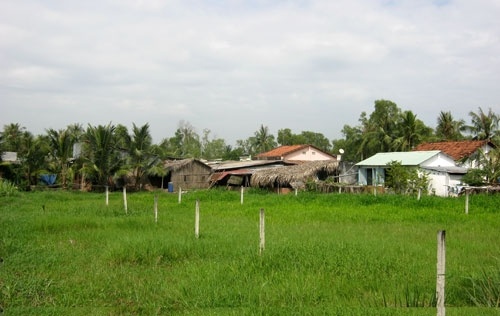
[250,160,339,189]
[163,158,209,172]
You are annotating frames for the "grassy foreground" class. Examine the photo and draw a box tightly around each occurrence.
[1,189,499,315]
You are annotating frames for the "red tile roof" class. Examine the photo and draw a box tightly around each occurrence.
[413,140,493,161]
[256,145,308,159]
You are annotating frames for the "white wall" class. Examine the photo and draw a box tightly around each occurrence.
[426,170,464,197]
[285,146,334,161]
[458,143,494,169]
[420,153,456,168]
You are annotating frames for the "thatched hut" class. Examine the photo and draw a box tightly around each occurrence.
[149,158,212,190]
[250,160,339,191]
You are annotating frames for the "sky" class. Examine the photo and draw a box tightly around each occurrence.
[1,0,499,146]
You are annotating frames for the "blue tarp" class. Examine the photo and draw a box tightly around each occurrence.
[40,174,57,185]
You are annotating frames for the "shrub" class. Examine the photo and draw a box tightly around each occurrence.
[0,179,18,196]
[462,169,487,186]
[385,161,429,195]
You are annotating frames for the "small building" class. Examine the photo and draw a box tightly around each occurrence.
[414,140,496,169]
[208,160,290,188]
[250,160,340,192]
[356,151,466,197]
[255,145,336,162]
[149,159,212,191]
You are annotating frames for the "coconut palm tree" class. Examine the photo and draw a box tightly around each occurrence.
[464,107,499,140]
[436,111,465,141]
[46,128,74,188]
[83,123,123,189]
[1,123,26,152]
[251,124,276,154]
[128,123,160,190]
[21,133,50,187]
[394,111,433,151]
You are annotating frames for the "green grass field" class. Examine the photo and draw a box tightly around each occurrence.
[1,189,499,315]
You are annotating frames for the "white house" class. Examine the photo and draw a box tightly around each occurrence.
[255,145,336,162]
[414,140,496,169]
[356,150,467,197]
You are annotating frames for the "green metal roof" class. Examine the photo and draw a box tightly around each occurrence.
[356,151,441,166]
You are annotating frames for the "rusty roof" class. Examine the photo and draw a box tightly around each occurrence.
[255,144,335,159]
[413,140,494,161]
[256,145,307,158]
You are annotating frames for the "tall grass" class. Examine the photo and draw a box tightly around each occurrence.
[1,189,499,315]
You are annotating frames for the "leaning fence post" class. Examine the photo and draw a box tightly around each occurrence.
[259,208,265,255]
[195,200,200,239]
[436,230,446,316]
[123,187,128,214]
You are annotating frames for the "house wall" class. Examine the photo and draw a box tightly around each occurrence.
[420,153,456,168]
[170,163,211,190]
[426,170,463,197]
[358,167,385,186]
[458,143,494,169]
[285,146,334,161]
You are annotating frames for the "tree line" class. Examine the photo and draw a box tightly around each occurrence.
[1,99,499,190]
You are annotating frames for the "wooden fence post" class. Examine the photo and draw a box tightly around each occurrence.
[105,186,109,206]
[154,194,158,223]
[123,187,128,214]
[465,189,469,214]
[178,187,182,204]
[241,186,244,205]
[437,230,446,316]
[195,200,200,239]
[259,208,265,255]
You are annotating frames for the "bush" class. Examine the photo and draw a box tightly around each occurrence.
[462,169,487,186]
[385,161,429,195]
[0,179,18,196]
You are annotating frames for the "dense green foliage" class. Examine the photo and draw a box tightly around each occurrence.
[385,161,429,194]
[0,179,18,196]
[1,103,499,191]
[1,190,499,315]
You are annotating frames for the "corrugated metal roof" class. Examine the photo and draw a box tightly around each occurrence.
[209,160,287,171]
[422,166,468,174]
[356,151,441,166]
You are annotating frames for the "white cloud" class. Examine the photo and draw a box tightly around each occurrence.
[1,0,499,144]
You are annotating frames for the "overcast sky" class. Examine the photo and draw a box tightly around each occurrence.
[1,0,499,145]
